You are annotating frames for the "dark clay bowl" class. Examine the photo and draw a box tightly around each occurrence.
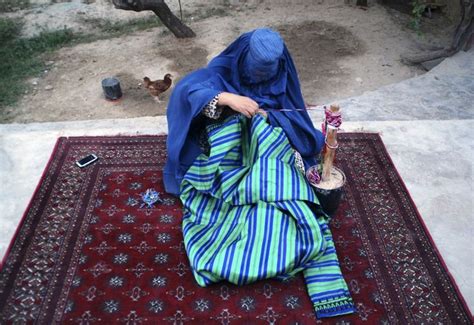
[306,165,346,217]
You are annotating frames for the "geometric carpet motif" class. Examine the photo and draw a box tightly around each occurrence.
[0,134,471,324]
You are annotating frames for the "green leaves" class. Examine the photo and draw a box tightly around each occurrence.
[410,0,426,32]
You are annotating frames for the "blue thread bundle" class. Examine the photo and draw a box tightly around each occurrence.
[140,188,162,208]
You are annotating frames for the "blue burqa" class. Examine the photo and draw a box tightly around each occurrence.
[164,30,324,195]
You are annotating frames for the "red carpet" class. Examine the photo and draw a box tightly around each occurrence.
[0,134,470,324]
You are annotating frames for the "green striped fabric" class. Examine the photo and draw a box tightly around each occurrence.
[180,114,355,318]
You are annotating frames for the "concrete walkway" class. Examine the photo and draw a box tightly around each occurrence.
[1,50,472,312]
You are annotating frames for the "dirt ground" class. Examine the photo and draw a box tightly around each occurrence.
[1,0,454,123]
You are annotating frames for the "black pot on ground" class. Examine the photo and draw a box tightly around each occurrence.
[102,77,122,101]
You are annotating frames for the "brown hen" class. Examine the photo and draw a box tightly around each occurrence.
[143,74,173,102]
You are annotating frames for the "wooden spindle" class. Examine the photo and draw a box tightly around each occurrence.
[322,104,340,181]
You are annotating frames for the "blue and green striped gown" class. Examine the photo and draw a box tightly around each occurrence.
[180,114,355,318]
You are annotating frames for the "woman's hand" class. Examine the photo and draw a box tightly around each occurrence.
[217,92,259,118]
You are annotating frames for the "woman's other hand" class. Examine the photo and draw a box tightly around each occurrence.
[217,92,259,118]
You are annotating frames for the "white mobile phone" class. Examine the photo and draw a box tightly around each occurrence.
[76,154,99,168]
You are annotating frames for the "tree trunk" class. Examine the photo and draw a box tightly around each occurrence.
[112,0,195,38]
[401,0,473,65]
[451,0,473,51]
[356,0,368,7]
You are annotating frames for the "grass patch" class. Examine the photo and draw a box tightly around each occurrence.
[0,18,75,107]
[0,0,30,13]
[0,16,164,108]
